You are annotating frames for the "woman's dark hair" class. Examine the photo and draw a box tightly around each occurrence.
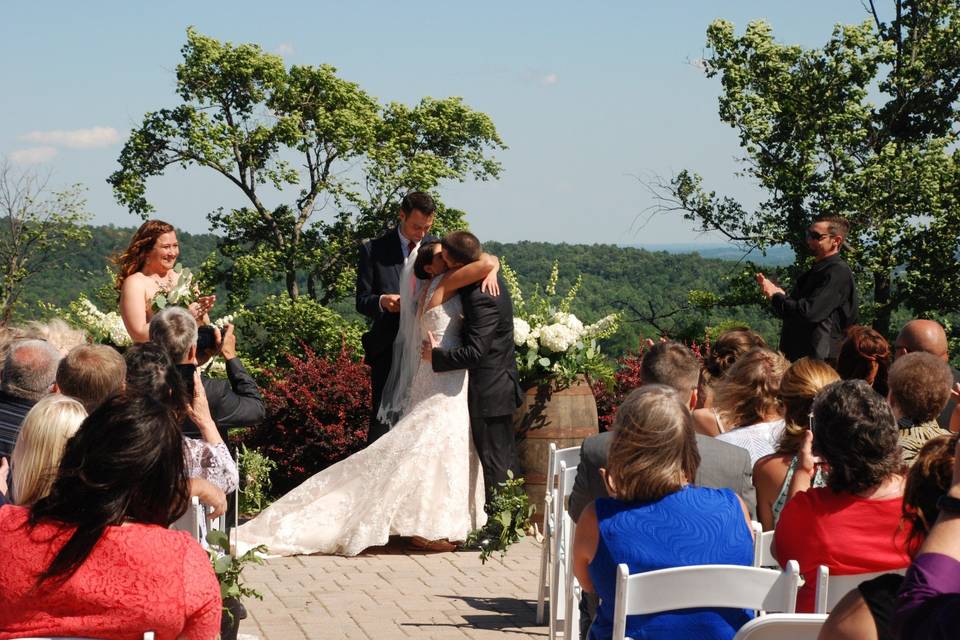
[413,241,441,280]
[901,434,957,557]
[702,327,768,381]
[113,219,175,292]
[28,394,190,585]
[836,325,891,397]
[812,379,902,494]
[123,342,190,418]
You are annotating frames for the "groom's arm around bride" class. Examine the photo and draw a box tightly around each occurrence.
[427,231,523,501]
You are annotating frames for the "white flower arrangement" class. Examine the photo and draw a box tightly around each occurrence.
[502,259,620,387]
[68,296,132,347]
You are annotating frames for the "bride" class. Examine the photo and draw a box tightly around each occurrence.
[237,241,499,556]
[115,220,215,342]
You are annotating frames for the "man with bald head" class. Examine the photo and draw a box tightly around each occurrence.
[894,319,959,430]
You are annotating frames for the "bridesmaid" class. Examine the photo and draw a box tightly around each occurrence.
[115,220,214,342]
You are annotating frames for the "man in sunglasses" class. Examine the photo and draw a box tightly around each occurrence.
[756,215,858,363]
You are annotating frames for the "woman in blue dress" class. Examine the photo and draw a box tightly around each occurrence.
[573,384,755,640]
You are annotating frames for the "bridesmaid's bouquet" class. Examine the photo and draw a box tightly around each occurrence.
[151,263,200,313]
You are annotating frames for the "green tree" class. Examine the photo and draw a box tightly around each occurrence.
[657,1,960,335]
[109,28,504,308]
[0,159,91,324]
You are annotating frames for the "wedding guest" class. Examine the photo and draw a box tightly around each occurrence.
[573,385,754,640]
[0,395,221,638]
[115,219,214,343]
[775,380,910,613]
[692,327,768,436]
[356,191,436,445]
[55,344,126,414]
[150,306,264,441]
[0,339,61,458]
[714,348,789,465]
[752,358,838,530]
[22,318,87,356]
[837,325,891,397]
[893,319,960,430]
[894,435,960,639]
[887,352,952,467]
[822,435,955,640]
[10,394,86,505]
[757,215,858,363]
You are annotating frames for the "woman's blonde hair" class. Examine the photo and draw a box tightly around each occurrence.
[24,319,88,355]
[605,385,700,502]
[11,394,87,505]
[714,348,789,429]
[777,358,840,455]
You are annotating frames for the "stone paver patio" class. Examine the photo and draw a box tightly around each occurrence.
[238,536,548,639]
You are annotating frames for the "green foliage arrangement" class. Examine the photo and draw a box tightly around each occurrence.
[205,529,266,624]
[464,471,534,563]
[237,444,277,516]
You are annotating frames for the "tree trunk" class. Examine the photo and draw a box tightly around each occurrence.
[286,270,299,299]
[872,270,892,338]
[307,272,317,300]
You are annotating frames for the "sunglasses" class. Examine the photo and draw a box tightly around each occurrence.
[805,230,832,241]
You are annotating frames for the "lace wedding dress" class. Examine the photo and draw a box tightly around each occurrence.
[237,277,487,556]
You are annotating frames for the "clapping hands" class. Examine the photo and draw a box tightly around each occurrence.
[756,272,785,299]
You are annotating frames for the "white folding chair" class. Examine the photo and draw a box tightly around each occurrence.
[548,459,580,639]
[536,443,581,626]
[751,522,777,568]
[813,565,907,614]
[559,464,583,640]
[169,495,204,542]
[732,613,827,639]
[12,634,155,639]
[611,560,802,640]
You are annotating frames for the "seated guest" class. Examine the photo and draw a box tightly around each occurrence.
[753,358,839,530]
[714,348,789,465]
[887,352,952,467]
[0,339,62,458]
[55,344,126,414]
[837,325,891,397]
[11,394,86,505]
[573,385,754,640]
[23,318,88,356]
[124,342,239,498]
[893,319,959,430]
[693,327,768,436]
[822,435,956,640]
[894,434,960,639]
[775,380,910,612]
[0,395,221,637]
[150,306,265,441]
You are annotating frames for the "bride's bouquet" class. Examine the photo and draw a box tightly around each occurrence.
[502,260,620,387]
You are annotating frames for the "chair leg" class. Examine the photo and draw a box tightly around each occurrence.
[536,535,549,624]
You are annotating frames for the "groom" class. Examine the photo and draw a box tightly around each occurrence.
[423,231,524,501]
[356,192,436,446]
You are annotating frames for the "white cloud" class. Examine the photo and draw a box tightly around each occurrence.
[541,73,559,86]
[10,146,59,164]
[21,126,120,149]
[274,43,296,57]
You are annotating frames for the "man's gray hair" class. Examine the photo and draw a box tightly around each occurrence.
[149,306,197,363]
[1,339,62,401]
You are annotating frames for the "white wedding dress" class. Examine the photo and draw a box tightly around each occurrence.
[237,277,487,556]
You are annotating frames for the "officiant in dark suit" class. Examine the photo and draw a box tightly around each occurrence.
[356,192,436,445]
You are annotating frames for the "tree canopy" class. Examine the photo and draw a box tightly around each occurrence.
[109,28,504,307]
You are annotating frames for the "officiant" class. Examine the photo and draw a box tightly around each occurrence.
[356,192,437,445]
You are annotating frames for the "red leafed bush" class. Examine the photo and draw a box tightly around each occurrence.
[592,338,706,432]
[239,343,371,495]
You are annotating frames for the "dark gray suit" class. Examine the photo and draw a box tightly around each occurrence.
[568,431,756,523]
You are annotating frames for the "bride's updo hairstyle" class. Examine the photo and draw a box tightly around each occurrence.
[441,231,481,266]
[113,219,176,292]
[414,241,441,280]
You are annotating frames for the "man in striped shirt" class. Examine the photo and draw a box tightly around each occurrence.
[0,339,61,458]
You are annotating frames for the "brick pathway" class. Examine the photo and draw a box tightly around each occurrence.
[237,536,548,639]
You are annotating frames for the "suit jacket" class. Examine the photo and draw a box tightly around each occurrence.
[182,358,266,442]
[431,276,523,418]
[568,430,757,522]
[356,227,436,364]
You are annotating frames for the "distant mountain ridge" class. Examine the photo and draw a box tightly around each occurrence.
[629,243,796,266]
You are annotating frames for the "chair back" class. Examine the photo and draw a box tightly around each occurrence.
[611,561,801,640]
[751,522,777,568]
[169,495,203,542]
[732,613,827,639]
[813,565,907,614]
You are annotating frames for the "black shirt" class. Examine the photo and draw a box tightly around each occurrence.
[771,253,858,362]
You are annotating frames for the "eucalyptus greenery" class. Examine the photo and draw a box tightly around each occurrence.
[463,471,534,563]
[237,444,277,516]
[206,529,266,623]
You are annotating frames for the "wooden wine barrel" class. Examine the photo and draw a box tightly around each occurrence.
[513,378,599,525]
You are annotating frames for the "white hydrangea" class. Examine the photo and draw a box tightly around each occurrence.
[538,322,578,353]
[513,318,531,346]
[551,311,584,333]
[526,326,541,350]
[583,313,620,340]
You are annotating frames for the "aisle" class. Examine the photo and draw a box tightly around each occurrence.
[238,536,547,639]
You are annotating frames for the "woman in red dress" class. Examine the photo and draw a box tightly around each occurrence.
[0,395,221,639]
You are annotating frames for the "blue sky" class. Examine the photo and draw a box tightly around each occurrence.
[1,1,874,244]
